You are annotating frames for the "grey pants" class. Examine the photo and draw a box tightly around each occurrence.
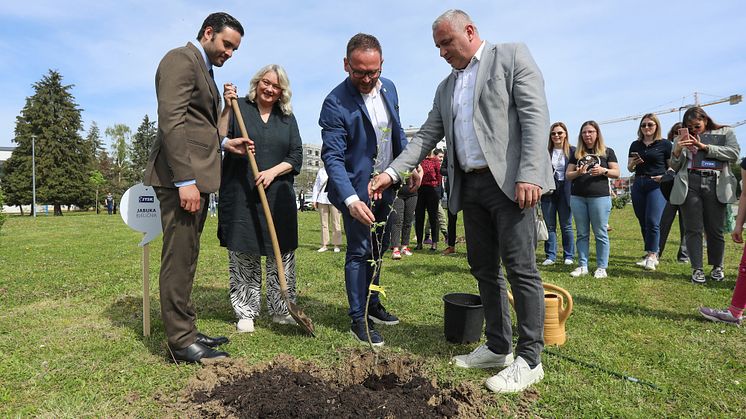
[461,172,544,367]
[680,172,726,270]
[390,194,417,248]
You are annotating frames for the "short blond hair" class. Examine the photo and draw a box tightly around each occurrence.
[246,64,293,115]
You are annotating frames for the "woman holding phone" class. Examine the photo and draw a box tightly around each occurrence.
[540,122,575,266]
[627,114,672,271]
[565,121,620,278]
[669,107,740,284]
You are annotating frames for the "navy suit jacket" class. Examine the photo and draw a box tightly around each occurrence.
[319,77,407,213]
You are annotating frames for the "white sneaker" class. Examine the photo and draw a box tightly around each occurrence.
[237,318,255,333]
[485,356,544,393]
[637,256,659,267]
[333,247,341,253]
[643,258,657,271]
[594,268,608,278]
[272,313,297,325]
[452,344,514,369]
[317,247,328,253]
[563,259,574,265]
[541,259,555,266]
[570,266,588,277]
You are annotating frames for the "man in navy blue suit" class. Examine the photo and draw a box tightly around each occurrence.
[319,33,409,346]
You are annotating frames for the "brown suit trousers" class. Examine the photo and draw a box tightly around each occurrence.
[155,188,208,349]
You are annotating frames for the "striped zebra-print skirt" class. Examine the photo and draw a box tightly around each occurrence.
[228,250,297,320]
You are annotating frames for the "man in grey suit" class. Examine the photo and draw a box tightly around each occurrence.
[370,9,553,392]
[144,12,249,363]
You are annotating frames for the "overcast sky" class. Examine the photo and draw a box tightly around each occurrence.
[1,0,744,174]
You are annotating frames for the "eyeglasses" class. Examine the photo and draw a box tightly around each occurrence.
[348,66,381,79]
[550,131,565,136]
[640,123,656,128]
[259,78,282,91]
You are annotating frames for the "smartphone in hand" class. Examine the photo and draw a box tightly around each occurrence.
[678,127,689,138]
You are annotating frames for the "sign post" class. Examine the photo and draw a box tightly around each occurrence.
[120,183,162,337]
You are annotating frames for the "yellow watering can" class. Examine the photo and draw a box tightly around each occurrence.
[508,283,573,346]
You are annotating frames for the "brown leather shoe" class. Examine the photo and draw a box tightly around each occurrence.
[442,246,456,256]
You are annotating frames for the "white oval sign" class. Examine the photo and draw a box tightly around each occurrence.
[120,183,162,246]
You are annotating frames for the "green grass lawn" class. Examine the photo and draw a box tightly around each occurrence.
[1,206,744,417]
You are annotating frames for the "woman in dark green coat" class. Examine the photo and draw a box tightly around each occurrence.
[218,64,303,333]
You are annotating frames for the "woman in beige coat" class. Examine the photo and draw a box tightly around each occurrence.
[669,107,739,284]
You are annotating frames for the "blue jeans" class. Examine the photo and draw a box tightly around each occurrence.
[571,195,612,269]
[631,177,667,254]
[540,182,574,261]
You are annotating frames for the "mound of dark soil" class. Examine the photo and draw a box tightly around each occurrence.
[166,350,493,418]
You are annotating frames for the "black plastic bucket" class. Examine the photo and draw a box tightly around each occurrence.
[443,293,484,344]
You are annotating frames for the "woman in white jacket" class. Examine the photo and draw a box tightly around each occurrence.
[311,167,343,252]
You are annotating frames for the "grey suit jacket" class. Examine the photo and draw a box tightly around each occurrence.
[669,126,740,205]
[389,42,552,213]
[144,42,223,193]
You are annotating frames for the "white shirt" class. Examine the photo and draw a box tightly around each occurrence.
[344,80,392,207]
[552,148,566,181]
[311,167,331,205]
[364,81,393,174]
[452,42,488,172]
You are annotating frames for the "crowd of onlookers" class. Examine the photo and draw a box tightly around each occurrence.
[307,106,744,326]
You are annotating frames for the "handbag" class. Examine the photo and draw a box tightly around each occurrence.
[535,208,549,241]
[659,172,675,201]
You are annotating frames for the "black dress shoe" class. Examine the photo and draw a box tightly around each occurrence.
[170,342,229,363]
[196,332,229,348]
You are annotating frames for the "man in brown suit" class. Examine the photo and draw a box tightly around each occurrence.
[144,12,249,363]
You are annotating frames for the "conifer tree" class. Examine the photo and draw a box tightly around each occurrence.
[2,70,91,215]
[129,115,156,182]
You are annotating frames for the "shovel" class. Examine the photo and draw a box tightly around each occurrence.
[231,99,315,336]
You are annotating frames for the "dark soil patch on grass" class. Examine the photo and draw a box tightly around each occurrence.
[165,349,494,418]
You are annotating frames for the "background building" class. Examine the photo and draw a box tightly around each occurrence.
[295,143,322,198]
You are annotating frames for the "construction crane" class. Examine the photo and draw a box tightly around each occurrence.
[599,93,742,125]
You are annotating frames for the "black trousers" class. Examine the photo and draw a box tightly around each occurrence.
[446,209,458,247]
[658,202,688,260]
[415,185,441,245]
